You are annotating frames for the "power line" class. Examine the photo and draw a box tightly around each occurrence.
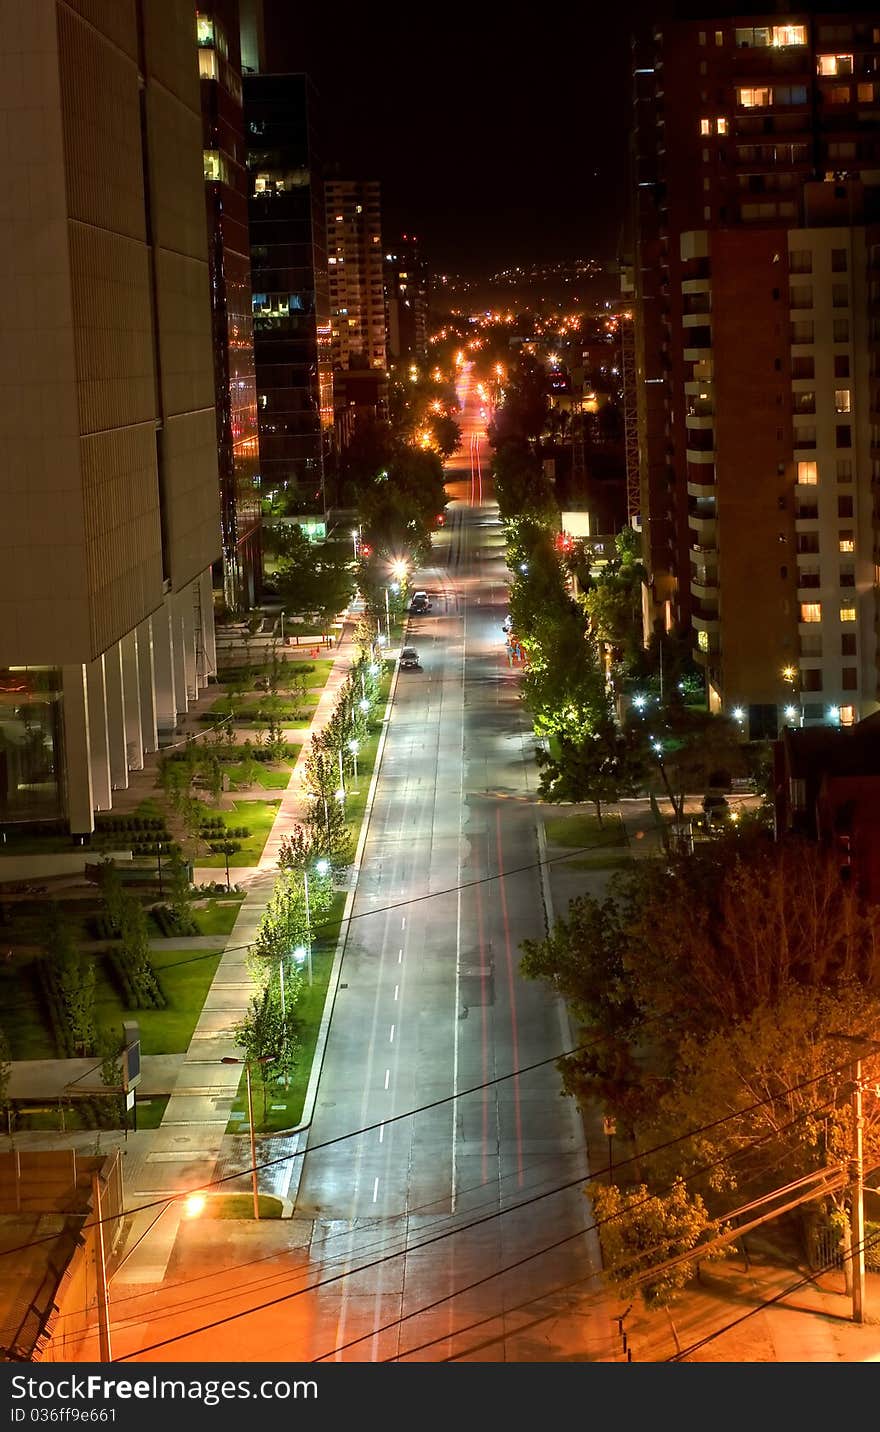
[111,1064,852,1360]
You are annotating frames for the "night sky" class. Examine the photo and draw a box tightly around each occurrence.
[262,3,634,277]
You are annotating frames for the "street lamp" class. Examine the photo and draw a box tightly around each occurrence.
[220,1055,273,1219]
[280,610,285,644]
[338,746,345,794]
[348,738,360,783]
[359,697,370,714]
[351,528,359,561]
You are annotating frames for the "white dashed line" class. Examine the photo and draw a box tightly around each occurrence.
[389,1025,395,1043]
[402,917,406,930]
[379,1124,384,1143]
[398,948,403,963]
[372,1178,379,1202]
[394,985,399,1001]
[384,1069,390,1089]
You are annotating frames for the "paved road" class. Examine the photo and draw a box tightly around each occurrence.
[108,369,606,1365]
[284,369,601,1361]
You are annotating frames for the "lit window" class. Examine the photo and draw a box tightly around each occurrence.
[335,214,344,221]
[198,48,218,80]
[858,83,876,103]
[800,603,822,623]
[697,629,709,652]
[773,25,806,47]
[797,461,818,485]
[738,87,772,108]
[835,390,851,413]
[700,118,712,135]
[840,705,856,726]
[839,532,855,552]
[840,606,857,622]
[716,117,728,134]
[829,86,852,104]
[818,54,853,77]
[196,15,215,46]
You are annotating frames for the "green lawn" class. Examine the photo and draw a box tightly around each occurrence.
[199,1193,284,1219]
[94,946,222,1055]
[0,943,221,1060]
[226,762,293,790]
[544,812,628,851]
[197,800,281,867]
[218,658,335,685]
[192,895,245,937]
[226,892,347,1134]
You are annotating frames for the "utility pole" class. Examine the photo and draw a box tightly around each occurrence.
[851,1056,866,1324]
[91,1172,112,1361]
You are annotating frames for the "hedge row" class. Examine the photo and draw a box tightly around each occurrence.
[105,948,166,1010]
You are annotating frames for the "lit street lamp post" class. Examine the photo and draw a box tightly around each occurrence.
[338,747,345,795]
[384,586,391,639]
[348,738,359,784]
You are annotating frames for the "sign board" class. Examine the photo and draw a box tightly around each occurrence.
[125,1088,135,1111]
[603,1116,617,1138]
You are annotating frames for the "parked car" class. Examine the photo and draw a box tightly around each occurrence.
[410,591,431,614]
[400,646,421,669]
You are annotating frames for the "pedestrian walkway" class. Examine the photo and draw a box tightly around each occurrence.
[0,609,366,1284]
[121,613,365,1253]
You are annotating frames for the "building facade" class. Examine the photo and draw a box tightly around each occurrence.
[197,2,262,613]
[244,72,333,512]
[631,12,880,736]
[0,0,221,835]
[385,233,429,365]
[326,178,387,374]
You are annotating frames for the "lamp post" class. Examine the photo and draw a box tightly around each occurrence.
[280,611,285,644]
[348,738,359,784]
[338,747,345,795]
[220,1055,272,1219]
[384,586,391,639]
[351,527,359,562]
[301,871,313,986]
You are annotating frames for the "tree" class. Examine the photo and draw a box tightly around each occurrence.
[590,1179,725,1308]
[42,909,96,1055]
[166,845,196,934]
[428,411,462,457]
[536,721,645,822]
[233,988,301,1126]
[633,706,746,818]
[96,860,127,938]
[210,838,242,890]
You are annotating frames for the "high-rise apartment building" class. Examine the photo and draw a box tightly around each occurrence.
[385,233,429,365]
[0,0,221,835]
[326,178,387,373]
[197,3,262,612]
[631,11,880,737]
[244,72,333,510]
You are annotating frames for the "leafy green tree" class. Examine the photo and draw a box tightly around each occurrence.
[166,845,195,932]
[590,1179,725,1308]
[536,722,645,821]
[97,860,127,937]
[633,706,746,818]
[428,411,462,457]
[233,988,301,1126]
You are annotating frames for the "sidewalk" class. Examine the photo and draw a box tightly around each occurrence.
[0,613,366,1261]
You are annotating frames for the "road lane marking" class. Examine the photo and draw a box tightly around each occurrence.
[384,1068,390,1089]
[398,949,403,962]
[372,1178,379,1202]
[394,985,399,1000]
[402,917,406,929]
[379,1124,384,1143]
[389,1024,395,1043]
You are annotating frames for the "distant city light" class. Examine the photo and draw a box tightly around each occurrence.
[732,707,745,722]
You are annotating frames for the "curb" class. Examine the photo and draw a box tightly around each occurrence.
[283,651,402,1189]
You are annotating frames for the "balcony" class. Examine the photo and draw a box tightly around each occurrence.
[691,569,719,602]
[686,446,716,463]
[689,514,717,547]
[686,411,715,427]
[681,277,711,295]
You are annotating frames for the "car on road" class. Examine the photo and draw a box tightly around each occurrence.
[400,646,421,669]
[410,591,432,613]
